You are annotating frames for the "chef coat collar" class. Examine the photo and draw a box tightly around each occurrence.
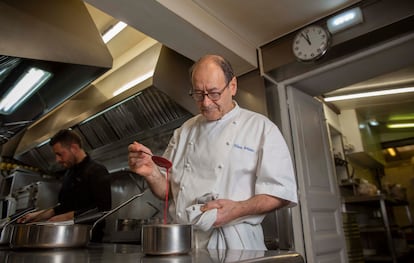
[207,100,239,123]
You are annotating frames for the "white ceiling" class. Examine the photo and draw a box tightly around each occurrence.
[84,0,414,140]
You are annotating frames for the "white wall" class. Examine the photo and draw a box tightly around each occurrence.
[338,109,364,153]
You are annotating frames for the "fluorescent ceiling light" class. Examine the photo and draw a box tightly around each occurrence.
[102,21,127,43]
[327,7,363,34]
[0,67,52,114]
[387,123,414,129]
[324,87,414,102]
[113,70,154,96]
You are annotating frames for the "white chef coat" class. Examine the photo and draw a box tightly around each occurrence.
[162,102,297,250]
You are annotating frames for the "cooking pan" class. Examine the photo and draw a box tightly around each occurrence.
[10,192,145,249]
[0,207,36,245]
[141,223,193,255]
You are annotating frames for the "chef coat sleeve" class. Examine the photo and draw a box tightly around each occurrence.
[255,124,298,206]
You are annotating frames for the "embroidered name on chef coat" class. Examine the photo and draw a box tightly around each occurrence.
[233,143,255,153]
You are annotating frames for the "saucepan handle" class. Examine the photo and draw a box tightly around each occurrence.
[74,211,106,224]
[87,191,146,239]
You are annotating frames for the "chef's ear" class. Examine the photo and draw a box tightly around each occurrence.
[229,76,237,96]
[70,142,81,151]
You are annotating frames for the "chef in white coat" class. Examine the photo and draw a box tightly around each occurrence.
[128,54,297,250]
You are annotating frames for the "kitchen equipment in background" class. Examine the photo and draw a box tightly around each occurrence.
[0,167,60,220]
[10,192,145,248]
[0,196,16,219]
[141,224,192,255]
[113,218,143,243]
[14,181,61,211]
[0,168,42,198]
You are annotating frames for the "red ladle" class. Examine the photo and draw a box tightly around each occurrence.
[140,151,172,224]
[140,151,172,169]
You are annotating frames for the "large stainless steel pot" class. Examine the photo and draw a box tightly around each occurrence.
[141,224,192,255]
[10,192,145,249]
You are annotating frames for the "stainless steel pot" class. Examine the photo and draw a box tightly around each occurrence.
[141,224,192,255]
[0,207,36,245]
[10,192,145,249]
[10,224,91,248]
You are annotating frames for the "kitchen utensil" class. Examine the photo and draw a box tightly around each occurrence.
[140,151,172,169]
[141,224,192,255]
[10,192,146,249]
[139,151,172,224]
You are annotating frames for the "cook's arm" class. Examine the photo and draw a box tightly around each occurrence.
[128,142,167,199]
[48,211,74,222]
[17,208,56,223]
[201,194,289,227]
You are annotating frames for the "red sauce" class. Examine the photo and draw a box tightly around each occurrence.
[164,167,169,224]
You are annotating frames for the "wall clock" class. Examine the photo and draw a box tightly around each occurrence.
[292,25,331,62]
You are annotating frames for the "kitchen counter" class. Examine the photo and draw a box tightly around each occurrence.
[0,243,304,263]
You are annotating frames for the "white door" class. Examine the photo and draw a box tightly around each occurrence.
[287,86,347,263]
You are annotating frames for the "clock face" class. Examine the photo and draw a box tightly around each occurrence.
[292,25,330,62]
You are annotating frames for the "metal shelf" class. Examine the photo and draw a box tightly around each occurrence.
[346,152,384,169]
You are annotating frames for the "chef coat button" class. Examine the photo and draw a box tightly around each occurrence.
[233,121,237,125]
[180,186,184,191]
[226,141,230,146]
[184,163,190,168]
[218,164,223,169]
[189,141,194,145]
[178,212,182,217]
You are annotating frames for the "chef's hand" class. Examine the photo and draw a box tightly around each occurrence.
[128,142,156,177]
[200,199,239,227]
[17,209,55,223]
[48,211,74,222]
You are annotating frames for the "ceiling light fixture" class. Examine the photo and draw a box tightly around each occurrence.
[387,123,414,129]
[102,21,127,43]
[369,119,379,126]
[327,7,363,34]
[324,87,414,102]
[387,148,397,157]
[0,67,52,114]
[113,70,154,96]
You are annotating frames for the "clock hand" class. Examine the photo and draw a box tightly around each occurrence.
[301,32,311,45]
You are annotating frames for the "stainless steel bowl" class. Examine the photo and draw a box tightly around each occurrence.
[141,224,192,255]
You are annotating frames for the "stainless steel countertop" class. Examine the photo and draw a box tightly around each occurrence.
[0,243,304,263]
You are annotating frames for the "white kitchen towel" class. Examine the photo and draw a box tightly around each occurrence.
[185,204,217,231]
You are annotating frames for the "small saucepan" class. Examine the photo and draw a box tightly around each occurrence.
[141,223,193,255]
[10,192,145,249]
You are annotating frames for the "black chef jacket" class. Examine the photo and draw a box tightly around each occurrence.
[54,155,112,242]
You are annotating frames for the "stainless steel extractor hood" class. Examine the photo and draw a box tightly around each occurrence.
[13,45,196,173]
[0,0,112,147]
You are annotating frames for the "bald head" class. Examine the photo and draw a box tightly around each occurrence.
[189,54,237,121]
[190,55,235,85]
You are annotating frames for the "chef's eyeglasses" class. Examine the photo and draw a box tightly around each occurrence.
[189,82,229,102]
